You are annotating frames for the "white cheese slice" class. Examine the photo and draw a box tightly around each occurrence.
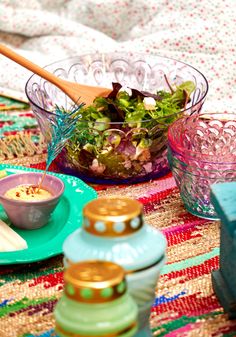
[0,219,28,252]
[143,97,156,110]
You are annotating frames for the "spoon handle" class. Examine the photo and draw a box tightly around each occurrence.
[0,44,64,88]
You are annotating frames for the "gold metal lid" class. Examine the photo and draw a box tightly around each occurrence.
[64,260,127,303]
[83,198,143,237]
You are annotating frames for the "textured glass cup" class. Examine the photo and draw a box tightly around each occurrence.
[25,52,208,184]
[168,113,236,219]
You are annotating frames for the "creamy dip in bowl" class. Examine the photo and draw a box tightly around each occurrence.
[5,185,52,201]
[0,172,64,229]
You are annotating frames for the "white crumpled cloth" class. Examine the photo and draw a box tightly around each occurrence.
[0,0,235,113]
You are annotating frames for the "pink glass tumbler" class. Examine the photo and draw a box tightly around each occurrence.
[168,113,236,219]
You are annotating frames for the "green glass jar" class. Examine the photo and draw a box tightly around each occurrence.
[54,260,138,337]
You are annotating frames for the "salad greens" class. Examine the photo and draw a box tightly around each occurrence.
[76,81,195,127]
[63,80,196,180]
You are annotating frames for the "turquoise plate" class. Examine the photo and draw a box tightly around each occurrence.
[0,164,97,265]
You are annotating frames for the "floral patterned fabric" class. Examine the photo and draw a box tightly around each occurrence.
[0,0,236,114]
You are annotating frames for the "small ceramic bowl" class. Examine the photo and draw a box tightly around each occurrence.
[0,172,64,229]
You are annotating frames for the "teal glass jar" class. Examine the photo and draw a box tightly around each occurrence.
[54,260,138,337]
[63,198,167,337]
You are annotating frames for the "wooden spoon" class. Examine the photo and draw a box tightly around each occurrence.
[0,44,111,106]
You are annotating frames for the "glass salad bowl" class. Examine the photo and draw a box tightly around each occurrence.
[25,52,208,184]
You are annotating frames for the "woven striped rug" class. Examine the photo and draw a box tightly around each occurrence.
[0,97,236,337]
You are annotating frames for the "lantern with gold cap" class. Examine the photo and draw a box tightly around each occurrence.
[63,197,166,337]
[54,260,138,337]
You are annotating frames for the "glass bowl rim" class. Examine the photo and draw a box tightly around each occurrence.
[25,52,209,117]
[168,112,236,164]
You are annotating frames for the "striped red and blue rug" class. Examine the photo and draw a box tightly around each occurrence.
[1,98,236,337]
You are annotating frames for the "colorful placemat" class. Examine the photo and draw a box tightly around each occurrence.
[0,108,47,166]
[1,95,236,337]
[0,95,29,111]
